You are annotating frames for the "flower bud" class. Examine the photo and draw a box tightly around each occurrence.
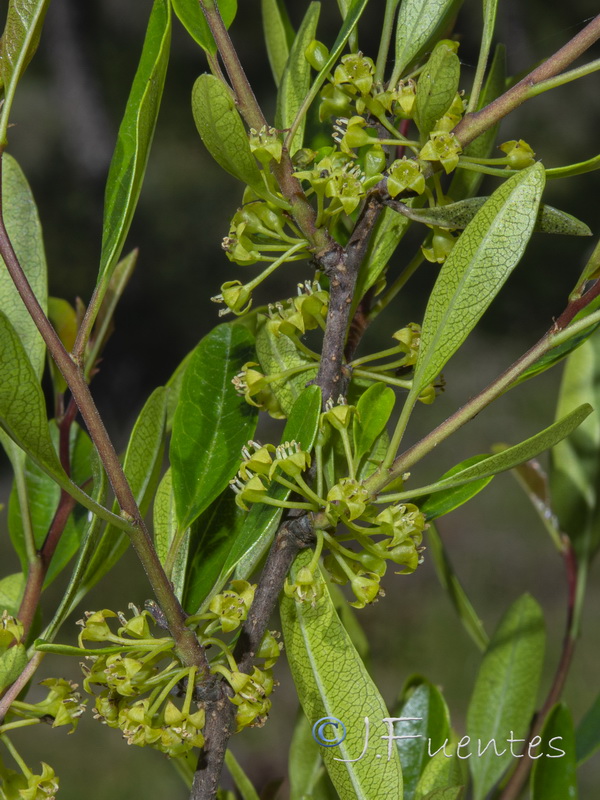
[305,39,330,71]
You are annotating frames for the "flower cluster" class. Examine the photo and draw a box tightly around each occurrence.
[0,757,58,800]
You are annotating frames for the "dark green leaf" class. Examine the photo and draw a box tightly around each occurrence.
[394,676,451,800]
[531,704,578,800]
[449,44,506,200]
[394,198,591,237]
[413,164,545,392]
[420,455,493,520]
[0,574,25,616]
[467,594,545,800]
[576,692,600,764]
[353,383,395,467]
[281,551,404,799]
[262,0,295,86]
[171,324,257,532]
[426,524,489,651]
[98,0,171,287]
[275,2,320,154]
[172,0,237,55]
[192,74,262,187]
[393,0,463,82]
[415,40,460,140]
[0,644,27,692]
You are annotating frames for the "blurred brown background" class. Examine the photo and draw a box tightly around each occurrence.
[2,0,600,797]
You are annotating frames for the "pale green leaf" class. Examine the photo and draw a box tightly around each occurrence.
[192,73,262,187]
[224,750,260,800]
[393,0,463,83]
[281,550,404,799]
[170,324,258,532]
[0,644,27,692]
[275,2,320,154]
[172,0,237,55]
[0,574,25,616]
[415,41,460,140]
[98,0,171,288]
[262,0,295,86]
[414,733,465,798]
[576,692,600,765]
[467,594,545,800]
[421,789,464,800]
[413,163,545,391]
[153,468,189,601]
[353,383,395,465]
[289,711,330,800]
[531,704,578,800]
[426,524,489,652]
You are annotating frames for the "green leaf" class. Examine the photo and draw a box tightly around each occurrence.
[407,405,592,501]
[262,0,295,87]
[576,692,600,764]
[192,74,262,187]
[421,789,464,800]
[467,594,545,800]
[426,524,489,652]
[413,163,545,391]
[414,733,465,798]
[171,324,258,532]
[420,455,493,520]
[449,44,506,200]
[415,40,460,140]
[275,2,320,154]
[531,704,578,800]
[196,385,322,612]
[0,644,27,692]
[172,0,237,55]
[0,574,25,616]
[98,0,171,288]
[394,199,591,237]
[393,0,463,82]
[569,237,600,299]
[394,676,451,800]
[153,468,189,601]
[0,0,50,143]
[82,387,168,590]
[353,383,395,466]
[224,750,260,800]
[550,337,600,560]
[255,316,317,415]
[281,550,404,799]
[326,582,369,660]
[289,712,330,800]
[8,424,96,587]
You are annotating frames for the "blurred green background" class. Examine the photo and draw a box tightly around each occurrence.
[1,0,600,797]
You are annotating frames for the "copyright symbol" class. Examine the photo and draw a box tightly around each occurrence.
[312,717,347,747]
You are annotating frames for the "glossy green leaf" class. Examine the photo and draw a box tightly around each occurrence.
[255,316,317,415]
[192,74,262,187]
[275,2,320,154]
[415,41,460,140]
[353,383,395,467]
[171,324,258,532]
[286,0,370,142]
[183,488,247,615]
[0,0,50,143]
[8,424,95,587]
[352,205,412,313]
[576,692,600,764]
[426,524,489,651]
[414,733,465,799]
[406,405,592,501]
[531,704,578,800]
[281,550,404,799]
[262,0,295,86]
[154,468,189,601]
[420,455,493,520]
[449,45,506,200]
[81,387,168,590]
[0,644,27,692]
[393,0,463,83]
[467,594,545,800]
[550,337,600,560]
[394,198,591,237]
[394,676,451,800]
[172,0,237,55]
[413,163,545,392]
[198,385,322,612]
[98,0,170,288]
[0,574,25,616]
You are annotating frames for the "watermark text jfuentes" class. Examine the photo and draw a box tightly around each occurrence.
[311,717,566,763]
